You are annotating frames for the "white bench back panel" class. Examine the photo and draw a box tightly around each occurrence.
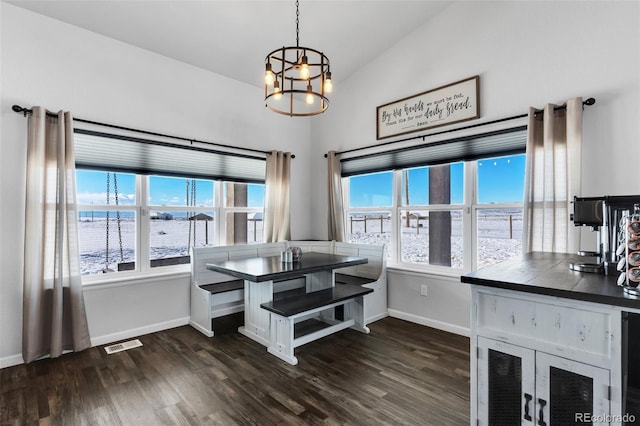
[193,241,384,284]
[191,247,234,287]
[288,240,334,254]
[334,242,385,280]
[257,245,285,257]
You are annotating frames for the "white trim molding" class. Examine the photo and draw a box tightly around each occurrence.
[388,309,470,337]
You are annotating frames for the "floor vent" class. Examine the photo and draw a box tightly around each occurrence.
[104,339,143,355]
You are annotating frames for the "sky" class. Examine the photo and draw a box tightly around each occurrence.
[75,171,265,208]
[76,153,525,212]
[349,154,526,207]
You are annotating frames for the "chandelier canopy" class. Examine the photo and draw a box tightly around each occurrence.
[264,0,333,117]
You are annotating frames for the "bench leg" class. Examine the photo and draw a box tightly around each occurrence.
[190,287,215,337]
[344,296,370,334]
[267,314,298,365]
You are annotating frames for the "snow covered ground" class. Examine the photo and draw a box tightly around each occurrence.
[79,209,522,275]
[347,210,523,269]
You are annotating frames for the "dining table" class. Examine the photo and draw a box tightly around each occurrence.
[206,251,368,347]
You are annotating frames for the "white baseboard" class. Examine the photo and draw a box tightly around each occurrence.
[2,312,466,369]
[366,311,389,324]
[1,317,192,369]
[0,353,24,369]
[388,309,470,337]
[188,320,214,337]
[90,316,190,347]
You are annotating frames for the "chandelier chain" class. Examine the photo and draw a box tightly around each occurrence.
[295,0,300,47]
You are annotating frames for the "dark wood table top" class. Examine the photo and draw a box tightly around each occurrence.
[206,252,368,282]
[461,251,640,309]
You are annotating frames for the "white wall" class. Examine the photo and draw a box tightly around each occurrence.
[0,4,313,367]
[309,1,640,333]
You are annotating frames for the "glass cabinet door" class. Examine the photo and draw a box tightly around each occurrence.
[477,337,536,425]
[535,352,610,426]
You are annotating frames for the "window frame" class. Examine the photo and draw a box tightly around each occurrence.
[78,173,264,283]
[343,154,525,276]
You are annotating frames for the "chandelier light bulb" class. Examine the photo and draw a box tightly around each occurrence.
[300,55,310,80]
[264,63,275,85]
[305,83,314,104]
[273,81,282,100]
[324,71,333,93]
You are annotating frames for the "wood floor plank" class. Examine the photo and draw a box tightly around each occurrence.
[1,316,469,425]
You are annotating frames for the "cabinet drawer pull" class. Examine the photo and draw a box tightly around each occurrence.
[537,398,547,426]
[524,393,532,421]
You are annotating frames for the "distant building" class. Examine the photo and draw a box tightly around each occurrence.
[150,211,173,220]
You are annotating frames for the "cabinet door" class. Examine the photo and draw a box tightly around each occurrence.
[535,352,610,426]
[478,337,536,425]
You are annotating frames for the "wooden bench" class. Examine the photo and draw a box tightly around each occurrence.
[333,242,388,325]
[190,242,291,337]
[260,283,373,365]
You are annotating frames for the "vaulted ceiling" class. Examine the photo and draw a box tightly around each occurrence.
[7,1,452,88]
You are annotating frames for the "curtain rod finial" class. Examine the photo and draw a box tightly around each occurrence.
[584,97,596,106]
[12,104,32,117]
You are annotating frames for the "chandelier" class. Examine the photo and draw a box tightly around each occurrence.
[264,0,332,117]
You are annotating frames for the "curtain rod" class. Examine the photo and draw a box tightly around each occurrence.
[324,97,595,158]
[11,104,295,159]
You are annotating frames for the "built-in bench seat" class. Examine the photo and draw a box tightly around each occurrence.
[199,279,243,294]
[190,240,387,337]
[261,283,373,365]
[333,242,388,325]
[334,273,376,286]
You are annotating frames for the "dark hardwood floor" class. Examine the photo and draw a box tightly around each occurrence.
[1,316,470,425]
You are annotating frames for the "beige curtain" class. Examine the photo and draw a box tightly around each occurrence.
[263,151,291,242]
[23,107,91,363]
[327,151,345,242]
[522,97,583,253]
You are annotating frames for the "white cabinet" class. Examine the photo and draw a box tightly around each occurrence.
[477,336,610,425]
[471,286,623,425]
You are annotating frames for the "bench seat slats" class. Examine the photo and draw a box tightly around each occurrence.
[334,273,376,286]
[260,284,373,317]
[199,279,243,294]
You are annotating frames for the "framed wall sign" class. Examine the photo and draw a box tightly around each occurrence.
[376,75,480,140]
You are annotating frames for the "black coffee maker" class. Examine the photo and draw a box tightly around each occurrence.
[570,196,605,272]
[571,195,640,274]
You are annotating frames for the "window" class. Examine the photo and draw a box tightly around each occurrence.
[345,171,393,248]
[73,130,267,278]
[475,155,525,269]
[77,171,265,276]
[77,171,137,275]
[399,162,465,268]
[343,127,527,274]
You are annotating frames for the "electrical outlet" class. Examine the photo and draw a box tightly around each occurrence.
[420,284,428,296]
